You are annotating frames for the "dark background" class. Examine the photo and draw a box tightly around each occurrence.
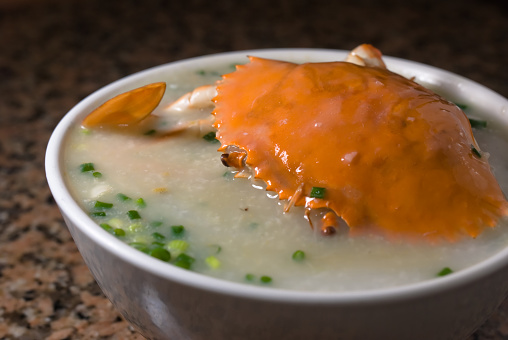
[1,0,507,338]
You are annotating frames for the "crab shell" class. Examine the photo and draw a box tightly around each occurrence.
[212,56,508,242]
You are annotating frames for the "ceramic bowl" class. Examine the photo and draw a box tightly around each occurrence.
[46,49,508,340]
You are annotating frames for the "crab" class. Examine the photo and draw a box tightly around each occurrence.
[82,44,508,242]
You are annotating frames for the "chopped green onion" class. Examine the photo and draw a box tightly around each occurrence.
[143,129,157,136]
[150,221,163,227]
[209,244,222,254]
[117,193,131,201]
[197,70,206,76]
[171,225,185,236]
[132,235,150,244]
[249,222,259,229]
[167,240,189,254]
[94,201,113,209]
[80,163,95,172]
[310,187,326,199]
[152,232,165,241]
[202,131,219,143]
[136,198,147,208]
[469,118,487,129]
[205,256,221,269]
[108,218,123,228]
[222,171,235,180]
[114,228,126,237]
[152,241,165,247]
[128,223,143,232]
[437,267,453,277]
[129,242,149,253]
[292,250,305,261]
[91,212,106,217]
[245,273,255,281]
[150,247,171,262]
[127,210,141,220]
[92,171,102,178]
[471,145,481,158]
[100,223,113,232]
[173,253,195,269]
[260,276,272,283]
[80,127,91,135]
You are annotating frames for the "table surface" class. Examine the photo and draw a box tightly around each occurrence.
[1,0,507,339]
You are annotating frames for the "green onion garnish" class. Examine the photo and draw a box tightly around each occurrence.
[469,118,487,129]
[471,145,481,158]
[260,276,272,284]
[136,198,146,208]
[152,241,165,247]
[127,210,141,220]
[171,225,185,236]
[100,223,113,232]
[80,127,91,135]
[197,70,206,76]
[202,131,219,143]
[150,247,171,262]
[129,242,149,253]
[114,228,126,237]
[310,187,326,199]
[91,212,106,217]
[222,171,235,180]
[152,232,165,241]
[437,267,453,277]
[205,256,221,269]
[92,171,102,178]
[80,163,95,172]
[167,240,189,255]
[94,201,113,209]
[249,222,259,229]
[108,218,123,228]
[245,273,255,281]
[150,221,163,227]
[292,250,305,262]
[117,193,131,201]
[128,223,143,232]
[173,253,195,269]
[143,129,157,136]
[210,244,222,254]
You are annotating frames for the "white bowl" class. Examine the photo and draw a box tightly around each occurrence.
[46,49,508,340]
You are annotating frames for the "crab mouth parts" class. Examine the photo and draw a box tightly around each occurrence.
[219,146,345,236]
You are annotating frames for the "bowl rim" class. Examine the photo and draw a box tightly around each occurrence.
[46,48,508,305]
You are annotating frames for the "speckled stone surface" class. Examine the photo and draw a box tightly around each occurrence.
[0,0,507,339]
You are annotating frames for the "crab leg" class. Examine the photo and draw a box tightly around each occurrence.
[165,85,217,112]
[320,212,339,236]
[345,44,386,68]
[82,82,166,127]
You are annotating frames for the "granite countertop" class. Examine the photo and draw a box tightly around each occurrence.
[1,0,507,339]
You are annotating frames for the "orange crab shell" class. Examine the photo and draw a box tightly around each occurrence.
[212,56,508,242]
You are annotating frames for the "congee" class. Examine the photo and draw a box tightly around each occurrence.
[63,49,508,292]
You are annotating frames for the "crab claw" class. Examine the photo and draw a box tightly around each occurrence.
[82,82,166,127]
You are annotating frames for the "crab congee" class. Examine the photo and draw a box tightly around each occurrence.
[63,46,508,291]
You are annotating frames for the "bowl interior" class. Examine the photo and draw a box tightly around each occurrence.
[46,48,508,303]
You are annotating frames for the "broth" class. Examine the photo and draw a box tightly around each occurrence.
[64,64,508,291]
